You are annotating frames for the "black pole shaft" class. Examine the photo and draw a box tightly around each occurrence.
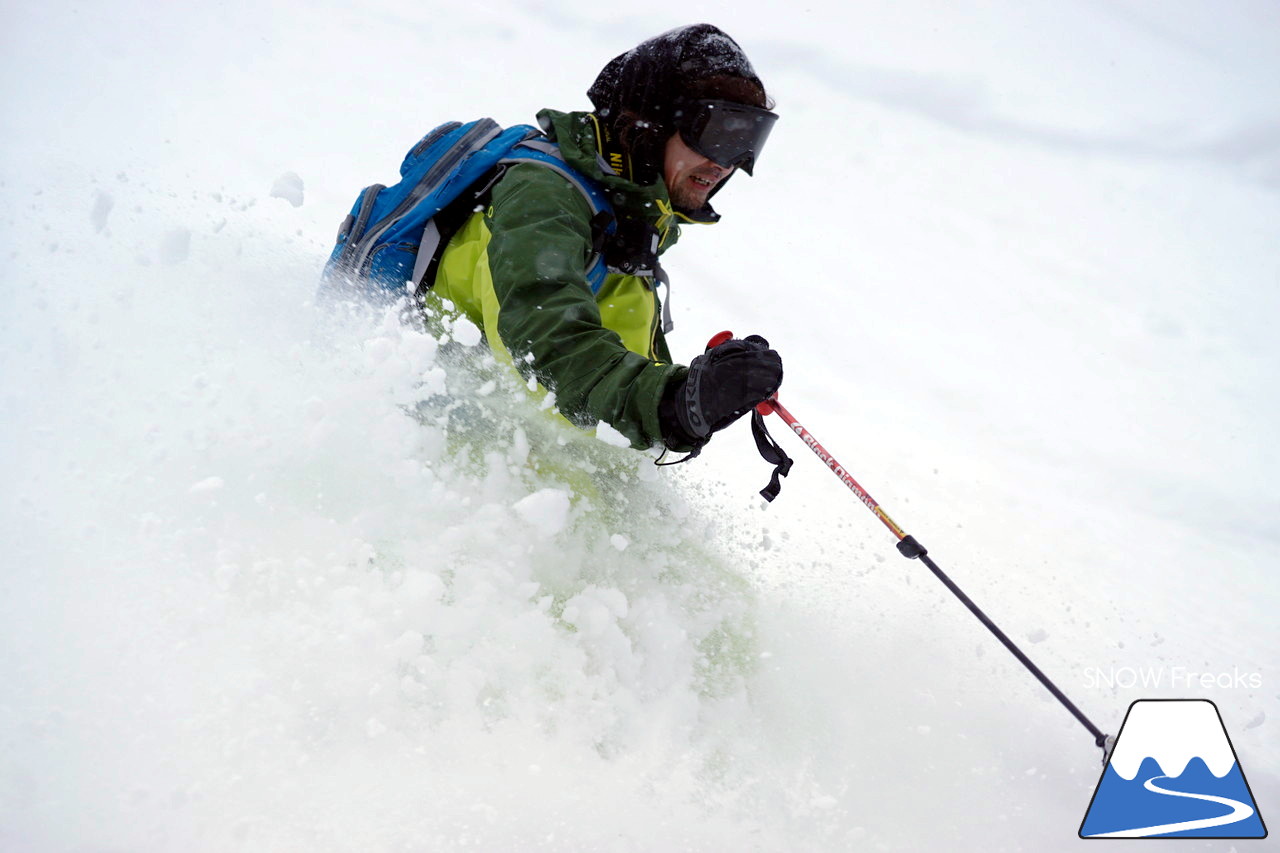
[756,397,1111,754]
[901,537,1107,747]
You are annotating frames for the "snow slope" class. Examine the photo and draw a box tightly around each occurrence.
[2,1,1277,850]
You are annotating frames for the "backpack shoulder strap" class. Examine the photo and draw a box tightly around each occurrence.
[498,139,616,294]
[498,139,670,329]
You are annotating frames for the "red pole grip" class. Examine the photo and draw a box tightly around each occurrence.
[705,330,734,351]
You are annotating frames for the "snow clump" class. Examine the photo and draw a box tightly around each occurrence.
[270,171,305,207]
[512,487,571,537]
[91,189,114,233]
[594,421,632,448]
[158,228,190,264]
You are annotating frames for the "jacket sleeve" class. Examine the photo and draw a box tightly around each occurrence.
[485,163,685,450]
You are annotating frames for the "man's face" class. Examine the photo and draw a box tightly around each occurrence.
[662,133,733,211]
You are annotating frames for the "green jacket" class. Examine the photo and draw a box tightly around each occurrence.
[431,109,709,451]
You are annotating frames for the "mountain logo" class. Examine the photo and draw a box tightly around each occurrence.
[1080,699,1267,839]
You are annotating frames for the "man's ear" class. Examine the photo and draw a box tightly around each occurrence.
[610,110,668,187]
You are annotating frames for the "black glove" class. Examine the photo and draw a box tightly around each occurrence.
[659,334,783,450]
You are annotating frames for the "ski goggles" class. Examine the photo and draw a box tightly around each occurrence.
[671,99,779,175]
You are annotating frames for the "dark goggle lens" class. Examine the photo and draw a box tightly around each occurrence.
[676,100,778,175]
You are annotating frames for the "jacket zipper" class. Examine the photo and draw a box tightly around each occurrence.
[647,286,661,361]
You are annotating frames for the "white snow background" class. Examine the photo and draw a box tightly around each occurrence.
[2,1,1278,850]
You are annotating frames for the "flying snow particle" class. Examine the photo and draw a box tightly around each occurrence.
[610,534,629,552]
[512,488,571,538]
[594,422,631,448]
[159,229,191,265]
[188,476,225,494]
[90,190,114,233]
[270,171,305,207]
[388,630,424,662]
[452,316,482,347]
[1026,628,1049,644]
[304,397,326,424]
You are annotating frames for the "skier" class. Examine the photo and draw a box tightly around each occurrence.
[425,24,784,460]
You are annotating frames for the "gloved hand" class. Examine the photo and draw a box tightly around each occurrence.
[659,334,783,450]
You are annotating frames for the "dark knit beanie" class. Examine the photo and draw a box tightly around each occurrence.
[587,24,765,184]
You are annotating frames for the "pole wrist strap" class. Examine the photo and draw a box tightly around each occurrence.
[750,409,793,502]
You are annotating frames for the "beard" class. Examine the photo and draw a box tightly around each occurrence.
[668,175,715,212]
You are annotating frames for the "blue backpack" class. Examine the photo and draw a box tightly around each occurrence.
[322,118,618,295]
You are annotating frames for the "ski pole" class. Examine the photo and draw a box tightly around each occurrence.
[714,329,1113,758]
